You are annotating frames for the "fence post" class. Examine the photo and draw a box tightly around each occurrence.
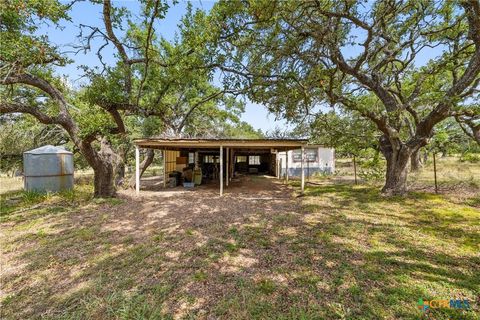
[433,152,438,194]
[353,155,357,185]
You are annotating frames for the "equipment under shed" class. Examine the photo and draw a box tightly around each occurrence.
[133,138,319,196]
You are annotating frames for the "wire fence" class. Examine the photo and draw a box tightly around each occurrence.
[329,156,480,195]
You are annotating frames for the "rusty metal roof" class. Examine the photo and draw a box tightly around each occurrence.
[133,138,309,150]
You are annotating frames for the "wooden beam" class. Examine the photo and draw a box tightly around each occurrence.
[232,150,234,179]
[226,147,229,187]
[220,145,223,196]
[133,138,308,149]
[231,148,234,181]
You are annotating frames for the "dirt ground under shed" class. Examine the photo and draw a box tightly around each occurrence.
[135,173,292,196]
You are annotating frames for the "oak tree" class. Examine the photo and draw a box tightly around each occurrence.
[1,0,231,196]
[211,0,480,195]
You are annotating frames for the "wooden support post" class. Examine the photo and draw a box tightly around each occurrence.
[276,151,280,179]
[285,151,289,182]
[226,147,229,187]
[433,152,438,194]
[135,146,140,195]
[163,148,167,188]
[301,145,305,193]
[230,149,233,181]
[220,145,223,196]
[276,158,280,179]
[279,158,282,179]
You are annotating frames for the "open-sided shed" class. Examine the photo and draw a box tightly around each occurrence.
[133,138,309,196]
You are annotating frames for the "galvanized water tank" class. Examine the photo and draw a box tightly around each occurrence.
[23,145,74,192]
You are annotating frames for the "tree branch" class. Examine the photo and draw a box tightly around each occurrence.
[0,102,59,125]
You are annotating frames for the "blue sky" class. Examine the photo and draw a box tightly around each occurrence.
[47,1,445,134]
[46,0,287,133]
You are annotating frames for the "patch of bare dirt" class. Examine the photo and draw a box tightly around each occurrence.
[1,175,304,318]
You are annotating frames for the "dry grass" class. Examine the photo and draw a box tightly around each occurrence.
[0,176,23,194]
[0,170,98,196]
[332,156,479,202]
[408,157,480,200]
[0,158,479,319]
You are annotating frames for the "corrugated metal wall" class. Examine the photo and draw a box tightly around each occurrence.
[23,146,74,192]
[164,150,179,174]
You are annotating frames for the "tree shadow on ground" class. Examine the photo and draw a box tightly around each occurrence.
[0,178,478,319]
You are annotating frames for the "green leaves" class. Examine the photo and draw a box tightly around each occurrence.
[83,67,130,107]
[210,0,480,153]
[73,101,116,140]
[0,0,70,66]
[310,110,379,156]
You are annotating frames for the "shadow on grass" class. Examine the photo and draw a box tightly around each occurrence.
[1,178,479,319]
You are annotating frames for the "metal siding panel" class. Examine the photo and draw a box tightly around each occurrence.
[23,147,74,192]
[24,153,74,176]
[24,175,74,192]
[165,150,179,173]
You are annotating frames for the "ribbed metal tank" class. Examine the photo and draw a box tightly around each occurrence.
[23,145,74,192]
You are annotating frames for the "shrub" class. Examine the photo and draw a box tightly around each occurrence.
[460,153,480,163]
[358,158,385,181]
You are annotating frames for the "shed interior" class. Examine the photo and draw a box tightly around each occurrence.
[134,138,308,195]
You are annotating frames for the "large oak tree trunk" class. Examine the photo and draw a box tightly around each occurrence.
[112,153,125,187]
[93,161,116,197]
[113,145,129,187]
[114,162,125,187]
[383,153,410,196]
[81,138,119,198]
[379,135,411,196]
[410,148,421,172]
[113,140,131,187]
